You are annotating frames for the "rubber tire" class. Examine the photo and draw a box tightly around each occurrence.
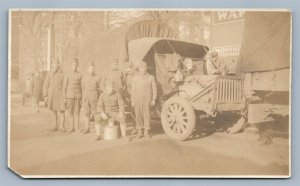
[161,96,196,141]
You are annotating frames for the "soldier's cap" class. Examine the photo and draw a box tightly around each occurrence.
[72,58,79,65]
[138,61,147,68]
[210,51,219,57]
[88,62,95,68]
[104,80,115,87]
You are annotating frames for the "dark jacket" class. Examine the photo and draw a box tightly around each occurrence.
[43,68,65,111]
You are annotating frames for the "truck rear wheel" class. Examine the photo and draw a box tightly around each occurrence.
[161,96,195,141]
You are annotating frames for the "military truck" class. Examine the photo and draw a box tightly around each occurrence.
[126,11,291,141]
[128,38,246,140]
[236,11,291,132]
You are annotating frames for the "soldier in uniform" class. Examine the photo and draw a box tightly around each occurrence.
[43,59,65,132]
[100,58,125,96]
[124,63,137,95]
[81,62,101,134]
[94,81,127,141]
[63,58,82,133]
[131,62,157,139]
[206,51,227,76]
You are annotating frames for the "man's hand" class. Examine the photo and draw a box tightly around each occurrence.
[151,100,156,106]
[44,96,48,103]
[101,112,108,120]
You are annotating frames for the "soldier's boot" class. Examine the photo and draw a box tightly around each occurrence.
[58,112,66,132]
[133,129,143,140]
[74,114,80,132]
[94,123,102,141]
[144,129,151,139]
[120,124,129,142]
[82,116,90,134]
[67,113,75,133]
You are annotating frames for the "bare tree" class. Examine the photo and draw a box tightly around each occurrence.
[19,11,52,71]
[104,11,147,30]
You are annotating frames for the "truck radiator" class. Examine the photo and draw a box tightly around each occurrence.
[215,77,243,102]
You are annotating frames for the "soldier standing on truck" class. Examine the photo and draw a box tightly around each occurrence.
[131,62,157,140]
[63,58,82,133]
[81,62,101,134]
[207,51,227,76]
[43,59,65,132]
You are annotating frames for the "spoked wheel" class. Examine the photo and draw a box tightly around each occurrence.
[161,96,196,141]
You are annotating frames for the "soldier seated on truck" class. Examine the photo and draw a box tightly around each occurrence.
[94,81,128,141]
[206,51,227,76]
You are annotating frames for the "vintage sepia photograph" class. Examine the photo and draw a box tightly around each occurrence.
[8,9,291,178]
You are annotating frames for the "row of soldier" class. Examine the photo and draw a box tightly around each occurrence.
[43,58,157,141]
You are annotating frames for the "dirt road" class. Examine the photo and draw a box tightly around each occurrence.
[8,94,289,177]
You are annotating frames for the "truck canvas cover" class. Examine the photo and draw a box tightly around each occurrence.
[237,11,291,72]
[121,20,177,62]
[128,38,209,95]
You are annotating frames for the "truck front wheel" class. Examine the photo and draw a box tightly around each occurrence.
[161,96,196,141]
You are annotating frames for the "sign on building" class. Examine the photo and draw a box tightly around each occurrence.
[214,11,245,24]
[213,45,241,57]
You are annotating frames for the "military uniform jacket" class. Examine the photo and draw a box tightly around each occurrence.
[97,91,124,114]
[43,68,65,111]
[81,73,101,101]
[131,73,157,104]
[63,71,82,99]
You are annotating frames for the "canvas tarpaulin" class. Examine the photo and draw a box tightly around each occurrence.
[154,53,181,95]
[128,38,209,65]
[120,20,177,62]
[128,38,209,95]
[237,11,291,72]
